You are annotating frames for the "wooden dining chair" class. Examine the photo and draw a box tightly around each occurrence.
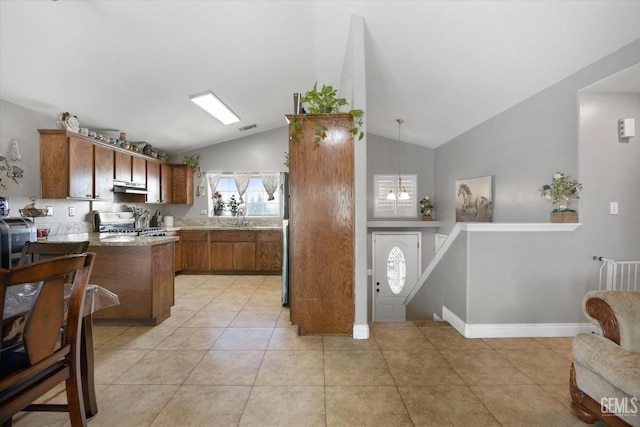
[0,252,95,427]
[18,241,90,265]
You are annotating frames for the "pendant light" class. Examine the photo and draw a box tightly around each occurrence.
[396,119,410,200]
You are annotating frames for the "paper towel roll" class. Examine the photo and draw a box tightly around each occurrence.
[164,216,174,227]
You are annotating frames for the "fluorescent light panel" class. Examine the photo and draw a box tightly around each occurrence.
[189,90,240,125]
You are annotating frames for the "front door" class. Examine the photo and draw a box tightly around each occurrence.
[372,232,421,322]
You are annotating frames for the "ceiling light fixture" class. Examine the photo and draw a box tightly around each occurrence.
[386,118,410,201]
[396,118,410,200]
[189,90,240,125]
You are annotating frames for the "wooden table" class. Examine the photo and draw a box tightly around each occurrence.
[2,283,119,418]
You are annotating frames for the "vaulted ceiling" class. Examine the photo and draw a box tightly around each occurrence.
[1,1,640,153]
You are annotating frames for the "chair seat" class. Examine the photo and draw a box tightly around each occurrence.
[0,356,67,404]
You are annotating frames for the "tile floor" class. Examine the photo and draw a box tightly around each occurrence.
[13,274,599,426]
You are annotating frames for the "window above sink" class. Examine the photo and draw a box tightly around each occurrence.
[206,172,282,218]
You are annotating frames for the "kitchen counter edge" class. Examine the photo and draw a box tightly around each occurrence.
[43,233,179,247]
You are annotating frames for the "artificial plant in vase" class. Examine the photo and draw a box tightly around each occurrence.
[419,196,434,220]
[539,172,583,223]
[288,82,364,146]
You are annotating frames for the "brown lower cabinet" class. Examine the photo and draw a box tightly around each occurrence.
[178,229,281,274]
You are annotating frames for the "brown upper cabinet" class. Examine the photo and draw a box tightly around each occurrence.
[171,164,194,204]
[40,130,114,200]
[39,129,191,204]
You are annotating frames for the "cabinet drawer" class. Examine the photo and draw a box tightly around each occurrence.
[209,230,256,242]
[180,230,208,241]
[257,230,282,242]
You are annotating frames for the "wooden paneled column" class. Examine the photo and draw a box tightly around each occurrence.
[287,114,354,335]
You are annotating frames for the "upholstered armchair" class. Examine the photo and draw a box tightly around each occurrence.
[570,290,640,427]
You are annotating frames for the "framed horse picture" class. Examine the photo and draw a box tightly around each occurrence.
[455,176,493,222]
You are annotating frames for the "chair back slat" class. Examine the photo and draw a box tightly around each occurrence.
[18,241,90,265]
[0,252,95,426]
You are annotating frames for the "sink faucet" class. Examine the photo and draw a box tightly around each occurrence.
[236,207,248,227]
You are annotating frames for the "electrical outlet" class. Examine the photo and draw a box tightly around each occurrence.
[68,206,75,217]
[200,209,207,215]
[610,202,619,215]
[46,206,53,216]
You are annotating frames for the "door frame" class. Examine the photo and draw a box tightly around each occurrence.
[371,231,422,322]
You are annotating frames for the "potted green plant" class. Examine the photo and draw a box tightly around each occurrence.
[419,196,434,221]
[288,82,364,146]
[183,154,200,172]
[539,171,583,222]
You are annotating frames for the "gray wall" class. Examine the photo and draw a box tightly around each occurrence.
[165,126,289,219]
[0,99,94,233]
[408,39,640,324]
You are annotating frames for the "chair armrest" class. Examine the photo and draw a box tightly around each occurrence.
[583,290,640,353]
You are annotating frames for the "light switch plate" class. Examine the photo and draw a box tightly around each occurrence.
[610,202,619,215]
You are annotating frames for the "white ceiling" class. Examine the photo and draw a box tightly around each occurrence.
[2,1,640,153]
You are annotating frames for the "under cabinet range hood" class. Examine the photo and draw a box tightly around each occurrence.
[113,180,148,194]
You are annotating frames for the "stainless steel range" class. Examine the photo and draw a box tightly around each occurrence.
[93,211,168,237]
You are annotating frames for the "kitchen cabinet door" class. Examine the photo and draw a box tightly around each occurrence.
[132,156,146,184]
[94,144,114,200]
[171,165,194,204]
[114,151,132,181]
[257,230,282,272]
[68,136,94,199]
[210,242,234,271]
[180,230,209,270]
[160,163,173,203]
[234,242,256,271]
[40,130,69,199]
[146,161,161,203]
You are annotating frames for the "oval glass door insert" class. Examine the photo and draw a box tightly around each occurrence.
[387,246,407,294]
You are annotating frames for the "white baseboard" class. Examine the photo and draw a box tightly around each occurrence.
[432,312,443,322]
[441,306,598,338]
[353,323,370,339]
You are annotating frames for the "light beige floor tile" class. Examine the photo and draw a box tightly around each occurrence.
[239,385,325,426]
[498,348,573,385]
[418,324,491,350]
[153,309,197,328]
[440,348,534,386]
[86,384,178,427]
[323,335,380,351]
[471,384,586,427]
[382,349,465,386]
[96,325,177,350]
[373,325,437,351]
[325,385,413,426]
[91,324,129,347]
[155,327,225,350]
[229,310,280,328]
[151,385,251,427]
[185,350,265,385]
[171,296,213,311]
[242,294,282,311]
[201,298,248,312]
[114,349,206,384]
[255,350,324,386]
[275,310,293,328]
[267,326,324,350]
[398,385,501,426]
[211,327,273,350]
[324,350,395,386]
[182,310,238,328]
[482,337,548,350]
[93,349,149,384]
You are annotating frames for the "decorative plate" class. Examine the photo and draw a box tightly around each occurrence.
[65,115,80,132]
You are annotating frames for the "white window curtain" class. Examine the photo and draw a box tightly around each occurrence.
[206,172,221,196]
[233,172,252,203]
[260,172,280,201]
